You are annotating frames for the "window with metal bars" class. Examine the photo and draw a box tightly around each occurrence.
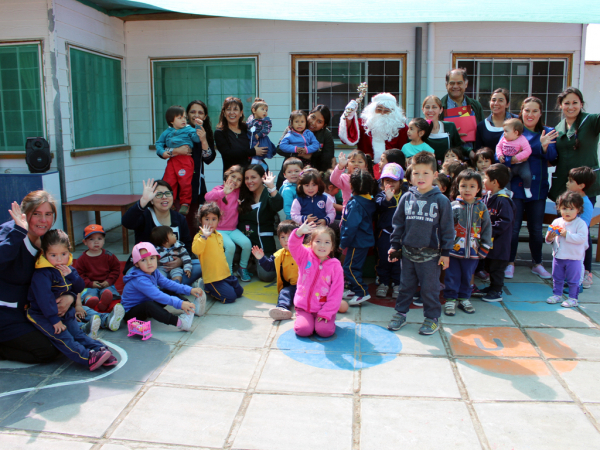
[455,56,570,127]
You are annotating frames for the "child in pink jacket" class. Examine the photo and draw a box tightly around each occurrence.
[496,118,533,198]
[204,165,253,282]
[289,220,344,337]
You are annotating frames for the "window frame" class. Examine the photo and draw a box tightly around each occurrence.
[0,39,46,158]
[149,54,259,149]
[67,44,128,155]
[452,52,573,125]
[291,53,408,144]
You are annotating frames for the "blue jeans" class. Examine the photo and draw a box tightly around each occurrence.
[444,258,479,299]
[79,306,112,329]
[510,198,546,265]
[82,285,120,302]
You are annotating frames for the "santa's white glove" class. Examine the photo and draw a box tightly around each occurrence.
[344,100,358,120]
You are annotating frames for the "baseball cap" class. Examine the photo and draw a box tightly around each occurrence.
[132,242,160,265]
[380,163,405,181]
[83,224,105,240]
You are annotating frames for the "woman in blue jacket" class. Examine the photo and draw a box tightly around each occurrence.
[505,97,558,279]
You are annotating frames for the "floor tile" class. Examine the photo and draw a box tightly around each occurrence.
[475,402,600,450]
[111,386,243,447]
[1,381,141,437]
[361,356,460,398]
[0,434,93,450]
[527,327,600,359]
[233,393,352,450]
[255,350,354,394]
[551,360,600,402]
[511,307,595,328]
[440,300,514,326]
[207,294,275,318]
[579,303,600,323]
[186,314,274,348]
[361,398,481,450]
[156,346,261,389]
[457,358,571,401]
[445,325,538,358]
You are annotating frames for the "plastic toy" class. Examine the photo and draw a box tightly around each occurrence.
[549,225,564,236]
[127,317,152,340]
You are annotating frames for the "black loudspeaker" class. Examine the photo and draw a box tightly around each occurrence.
[26,137,51,173]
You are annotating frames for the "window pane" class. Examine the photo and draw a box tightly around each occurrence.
[479,62,493,76]
[532,61,549,75]
[368,61,384,76]
[298,61,309,76]
[493,62,511,76]
[510,93,528,112]
[71,48,124,149]
[547,76,564,93]
[549,61,564,75]
[0,44,43,151]
[479,76,492,92]
[493,76,510,90]
[511,76,529,93]
[532,76,548,93]
[298,76,310,93]
[385,61,400,75]
[512,63,529,76]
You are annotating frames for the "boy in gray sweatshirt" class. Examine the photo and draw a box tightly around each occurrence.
[387,151,454,335]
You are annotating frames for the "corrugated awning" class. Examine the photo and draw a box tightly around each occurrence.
[78,0,600,23]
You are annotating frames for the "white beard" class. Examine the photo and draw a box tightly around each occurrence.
[363,112,403,163]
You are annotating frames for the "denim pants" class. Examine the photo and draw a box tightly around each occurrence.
[510,198,546,264]
[79,305,112,329]
[82,285,120,302]
[394,256,441,320]
[278,285,297,310]
[444,258,479,300]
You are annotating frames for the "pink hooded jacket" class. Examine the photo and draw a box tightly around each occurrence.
[288,229,344,321]
[204,185,240,231]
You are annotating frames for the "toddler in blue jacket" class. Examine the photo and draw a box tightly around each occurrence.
[279,110,319,157]
[247,97,277,169]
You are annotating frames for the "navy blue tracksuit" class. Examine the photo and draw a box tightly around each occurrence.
[375,191,402,286]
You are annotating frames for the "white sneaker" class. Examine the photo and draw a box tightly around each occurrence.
[343,289,355,300]
[177,312,194,331]
[531,264,552,280]
[583,271,593,289]
[505,265,514,279]
[191,291,207,316]
[348,294,371,306]
[86,315,101,339]
[269,306,293,321]
[192,277,205,291]
[392,284,400,298]
[107,303,125,331]
[524,188,532,198]
[376,284,389,297]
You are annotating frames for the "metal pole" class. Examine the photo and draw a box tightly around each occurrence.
[414,27,422,119]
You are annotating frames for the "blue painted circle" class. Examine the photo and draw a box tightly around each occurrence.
[277,322,401,371]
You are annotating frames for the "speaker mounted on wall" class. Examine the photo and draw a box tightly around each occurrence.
[25,137,51,173]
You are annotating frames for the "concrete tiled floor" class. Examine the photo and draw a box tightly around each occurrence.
[1,231,600,449]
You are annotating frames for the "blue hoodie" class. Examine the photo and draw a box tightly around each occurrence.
[484,188,516,261]
[340,194,376,249]
[121,267,191,312]
[279,129,320,154]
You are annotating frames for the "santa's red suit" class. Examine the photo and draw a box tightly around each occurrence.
[339,114,408,178]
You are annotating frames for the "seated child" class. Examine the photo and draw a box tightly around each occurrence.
[122,242,205,331]
[280,158,304,220]
[27,230,114,371]
[375,163,405,298]
[74,224,121,312]
[471,147,494,173]
[279,110,319,158]
[150,225,193,284]
[155,105,202,215]
[192,202,244,304]
[341,170,377,306]
[545,191,588,308]
[291,169,336,226]
[247,97,277,169]
[331,149,370,207]
[496,118,533,198]
[252,220,300,321]
[289,220,344,337]
[75,294,125,339]
[205,165,253,281]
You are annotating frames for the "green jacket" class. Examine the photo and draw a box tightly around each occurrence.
[549,113,600,200]
[425,121,466,162]
[439,94,484,124]
[237,188,284,255]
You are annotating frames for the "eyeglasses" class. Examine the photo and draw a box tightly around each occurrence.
[154,191,173,199]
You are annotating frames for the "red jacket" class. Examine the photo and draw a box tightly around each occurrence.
[74,249,121,288]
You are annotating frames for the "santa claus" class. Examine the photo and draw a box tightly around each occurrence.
[338,93,408,177]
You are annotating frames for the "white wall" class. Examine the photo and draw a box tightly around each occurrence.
[584,63,600,114]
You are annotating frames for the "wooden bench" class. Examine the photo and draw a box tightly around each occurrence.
[63,194,140,254]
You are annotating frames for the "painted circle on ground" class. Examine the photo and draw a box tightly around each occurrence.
[450,327,577,376]
[277,322,401,371]
[243,280,278,304]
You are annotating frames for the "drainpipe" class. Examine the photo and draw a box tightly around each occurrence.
[414,27,422,119]
[579,23,587,89]
[427,23,435,99]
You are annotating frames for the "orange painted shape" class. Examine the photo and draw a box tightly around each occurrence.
[550,360,578,374]
[449,327,538,357]
[460,358,551,376]
[528,330,578,359]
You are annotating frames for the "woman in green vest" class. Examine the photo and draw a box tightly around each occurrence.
[422,95,466,163]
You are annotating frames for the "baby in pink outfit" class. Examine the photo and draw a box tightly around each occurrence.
[496,118,533,198]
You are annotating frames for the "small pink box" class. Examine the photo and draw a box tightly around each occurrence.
[127,317,152,341]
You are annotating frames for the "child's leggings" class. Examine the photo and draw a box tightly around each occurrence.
[220,229,252,271]
[163,155,194,205]
[124,301,179,326]
[206,275,244,304]
[553,258,582,299]
[27,308,104,366]
[294,309,336,337]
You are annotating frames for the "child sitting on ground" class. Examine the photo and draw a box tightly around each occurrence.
[150,225,193,284]
[122,242,204,331]
[192,202,244,303]
[545,191,588,308]
[205,165,253,281]
[291,169,336,226]
[496,118,533,198]
[75,293,125,340]
[74,224,121,312]
[289,220,344,338]
[375,163,405,299]
[155,105,202,215]
[280,158,304,220]
[252,220,300,321]
[27,230,114,371]
[247,97,277,169]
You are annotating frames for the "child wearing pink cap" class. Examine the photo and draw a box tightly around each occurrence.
[121,242,206,331]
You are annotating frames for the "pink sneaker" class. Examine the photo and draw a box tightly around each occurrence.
[531,264,552,280]
[504,265,514,279]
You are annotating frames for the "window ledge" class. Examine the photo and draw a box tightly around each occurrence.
[0,152,54,160]
[71,145,131,157]
[149,145,156,150]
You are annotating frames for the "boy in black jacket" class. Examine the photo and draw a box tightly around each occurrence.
[475,164,516,302]
[388,152,454,335]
